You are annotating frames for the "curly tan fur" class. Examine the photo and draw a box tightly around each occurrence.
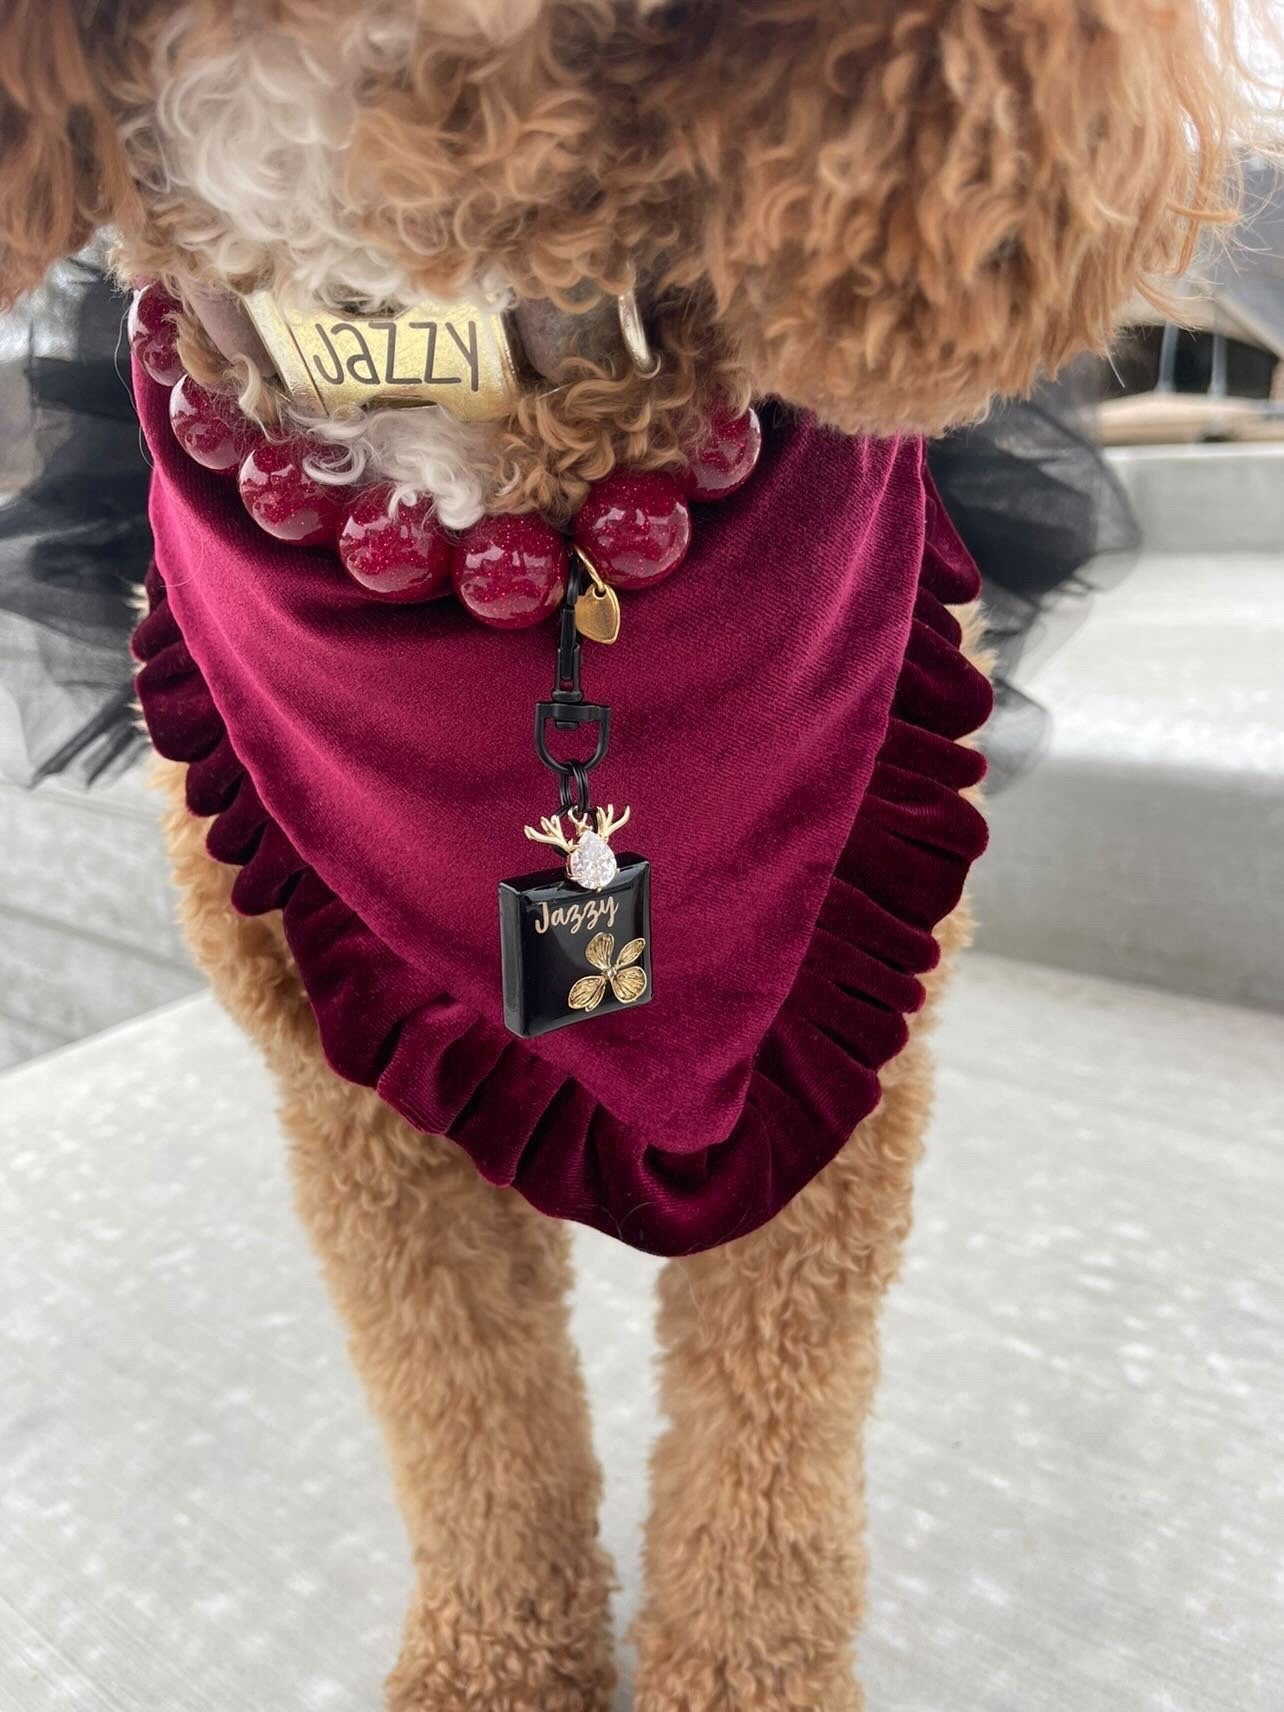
[631,1036,940,1712]
[0,0,144,301]
[0,0,1271,505]
[349,0,1266,448]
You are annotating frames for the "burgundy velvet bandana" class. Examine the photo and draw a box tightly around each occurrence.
[132,368,991,1256]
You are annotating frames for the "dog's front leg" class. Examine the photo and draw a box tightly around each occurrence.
[631,1041,934,1711]
[279,1088,618,1712]
[162,762,616,1709]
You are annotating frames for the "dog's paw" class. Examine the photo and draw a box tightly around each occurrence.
[631,1618,864,1712]
[386,1584,615,1712]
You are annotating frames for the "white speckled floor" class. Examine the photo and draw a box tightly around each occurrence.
[1,953,1281,1711]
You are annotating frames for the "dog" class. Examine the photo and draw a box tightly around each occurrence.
[0,4,1260,1707]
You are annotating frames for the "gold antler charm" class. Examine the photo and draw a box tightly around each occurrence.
[522,814,578,856]
[523,804,633,891]
[592,804,630,842]
[502,802,651,1036]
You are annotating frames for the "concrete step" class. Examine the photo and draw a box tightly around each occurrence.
[0,907,197,1070]
[0,768,191,960]
[1106,442,1284,552]
[972,549,1284,1009]
[0,765,199,1070]
[1,957,1279,1711]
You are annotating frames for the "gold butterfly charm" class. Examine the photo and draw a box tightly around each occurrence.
[568,933,648,1013]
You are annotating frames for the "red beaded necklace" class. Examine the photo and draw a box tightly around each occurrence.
[130,283,762,629]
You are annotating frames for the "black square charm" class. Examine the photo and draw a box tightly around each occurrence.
[498,855,652,1038]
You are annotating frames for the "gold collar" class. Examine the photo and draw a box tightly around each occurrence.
[237,288,654,422]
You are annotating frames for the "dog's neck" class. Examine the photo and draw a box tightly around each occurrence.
[143,3,709,528]
[194,282,654,422]
[181,276,659,529]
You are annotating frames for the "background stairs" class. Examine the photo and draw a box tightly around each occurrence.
[972,442,1284,1010]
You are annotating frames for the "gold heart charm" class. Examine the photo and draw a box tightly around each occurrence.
[573,551,621,645]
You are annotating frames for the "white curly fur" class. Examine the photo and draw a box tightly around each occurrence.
[293,399,499,530]
[152,4,420,306]
[150,1,503,524]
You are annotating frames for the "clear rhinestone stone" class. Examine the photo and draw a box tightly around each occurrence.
[568,830,618,891]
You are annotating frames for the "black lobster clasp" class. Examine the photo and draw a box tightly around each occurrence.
[533,552,612,815]
[534,700,611,816]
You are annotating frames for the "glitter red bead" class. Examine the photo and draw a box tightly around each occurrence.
[169,375,261,474]
[237,440,347,548]
[128,284,185,387]
[146,321,763,625]
[339,484,453,604]
[452,514,569,629]
[681,405,762,500]
[572,470,691,591]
